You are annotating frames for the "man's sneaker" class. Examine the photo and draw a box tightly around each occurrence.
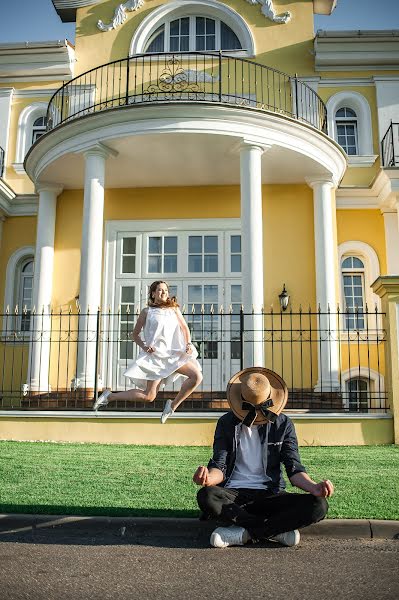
[270,529,300,547]
[93,389,111,411]
[210,526,250,548]
[160,399,174,424]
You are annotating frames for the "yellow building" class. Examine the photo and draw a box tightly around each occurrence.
[0,0,398,445]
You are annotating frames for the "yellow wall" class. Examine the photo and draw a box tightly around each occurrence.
[52,184,316,309]
[0,414,393,446]
[74,0,316,76]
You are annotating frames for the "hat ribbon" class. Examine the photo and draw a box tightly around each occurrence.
[241,397,276,427]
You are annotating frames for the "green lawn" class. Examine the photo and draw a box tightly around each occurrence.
[0,441,398,520]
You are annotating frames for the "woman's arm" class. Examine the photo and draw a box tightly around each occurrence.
[175,307,193,353]
[130,308,153,352]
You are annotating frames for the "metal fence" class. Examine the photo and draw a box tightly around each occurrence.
[46,52,327,133]
[0,306,388,413]
[381,121,399,167]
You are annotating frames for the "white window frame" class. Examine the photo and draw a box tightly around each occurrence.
[13,102,48,175]
[2,246,35,337]
[338,241,382,335]
[130,0,255,57]
[341,255,366,330]
[326,91,377,167]
[335,107,358,156]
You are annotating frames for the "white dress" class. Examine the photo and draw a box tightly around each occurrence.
[123,306,201,390]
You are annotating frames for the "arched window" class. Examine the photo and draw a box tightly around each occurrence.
[130,1,254,57]
[341,256,365,330]
[31,116,47,145]
[13,102,48,174]
[326,92,376,167]
[144,16,242,53]
[346,377,369,412]
[18,259,34,331]
[3,247,35,335]
[335,107,358,155]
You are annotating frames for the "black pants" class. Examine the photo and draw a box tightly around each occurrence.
[197,486,328,541]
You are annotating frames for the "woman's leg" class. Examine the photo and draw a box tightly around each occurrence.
[171,362,203,411]
[107,379,162,403]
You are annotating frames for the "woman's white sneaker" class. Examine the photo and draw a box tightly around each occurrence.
[210,526,250,548]
[93,389,111,411]
[160,399,174,424]
[270,529,300,547]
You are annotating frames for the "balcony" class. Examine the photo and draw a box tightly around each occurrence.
[46,52,327,133]
[381,122,399,167]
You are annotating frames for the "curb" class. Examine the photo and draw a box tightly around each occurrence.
[0,514,398,540]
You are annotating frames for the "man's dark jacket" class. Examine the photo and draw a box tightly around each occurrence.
[207,411,307,494]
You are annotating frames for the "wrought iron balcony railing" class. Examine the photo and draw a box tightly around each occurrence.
[0,145,4,177]
[46,52,327,133]
[381,122,399,167]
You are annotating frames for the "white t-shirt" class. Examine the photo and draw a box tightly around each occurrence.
[225,424,267,490]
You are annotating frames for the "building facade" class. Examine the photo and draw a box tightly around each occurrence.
[0,0,398,445]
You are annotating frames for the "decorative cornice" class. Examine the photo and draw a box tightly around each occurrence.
[245,0,291,24]
[97,0,145,32]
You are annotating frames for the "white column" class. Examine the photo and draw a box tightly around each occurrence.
[27,184,62,392]
[240,142,267,368]
[308,177,340,391]
[382,207,399,275]
[76,145,111,389]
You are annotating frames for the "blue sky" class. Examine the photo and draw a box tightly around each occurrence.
[0,0,398,44]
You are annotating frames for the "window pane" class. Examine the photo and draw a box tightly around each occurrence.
[221,22,242,50]
[148,255,161,273]
[231,235,241,253]
[164,255,177,273]
[149,236,161,254]
[196,36,205,51]
[189,236,202,253]
[123,237,136,254]
[180,17,189,35]
[119,340,133,361]
[145,26,165,53]
[196,17,205,34]
[170,36,179,52]
[231,255,241,272]
[121,287,135,304]
[204,236,218,252]
[204,285,218,303]
[122,256,135,273]
[180,36,189,51]
[170,19,179,36]
[231,285,241,303]
[189,255,202,272]
[206,35,216,50]
[204,255,218,272]
[164,236,177,253]
[188,285,202,303]
[206,18,215,33]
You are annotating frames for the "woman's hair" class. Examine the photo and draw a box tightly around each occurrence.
[147,281,179,308]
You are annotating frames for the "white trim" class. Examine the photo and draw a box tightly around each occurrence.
[347,155,378,168]
[341,367,385,393]
[14,102,48,174]
[326,91,374,158]
[0,410,391,420]
[318,78,374,87]
[25,104,347,187]
[13,89,59,98]
[0,88,13,170]
[338,241,381,315]
[3,246,35,312]
[129,0,255,57]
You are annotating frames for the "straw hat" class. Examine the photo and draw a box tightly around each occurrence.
[226,367,288,427]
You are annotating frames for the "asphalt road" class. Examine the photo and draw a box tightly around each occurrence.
[0,518,398,600]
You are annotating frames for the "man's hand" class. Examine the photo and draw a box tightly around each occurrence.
[311,479,334,498]
[193,465,209,486]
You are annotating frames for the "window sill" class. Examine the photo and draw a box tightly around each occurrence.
[12,162,26,176]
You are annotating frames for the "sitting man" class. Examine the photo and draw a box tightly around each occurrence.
[193,367,334,548]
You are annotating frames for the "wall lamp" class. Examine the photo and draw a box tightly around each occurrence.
[278,284,290,311]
